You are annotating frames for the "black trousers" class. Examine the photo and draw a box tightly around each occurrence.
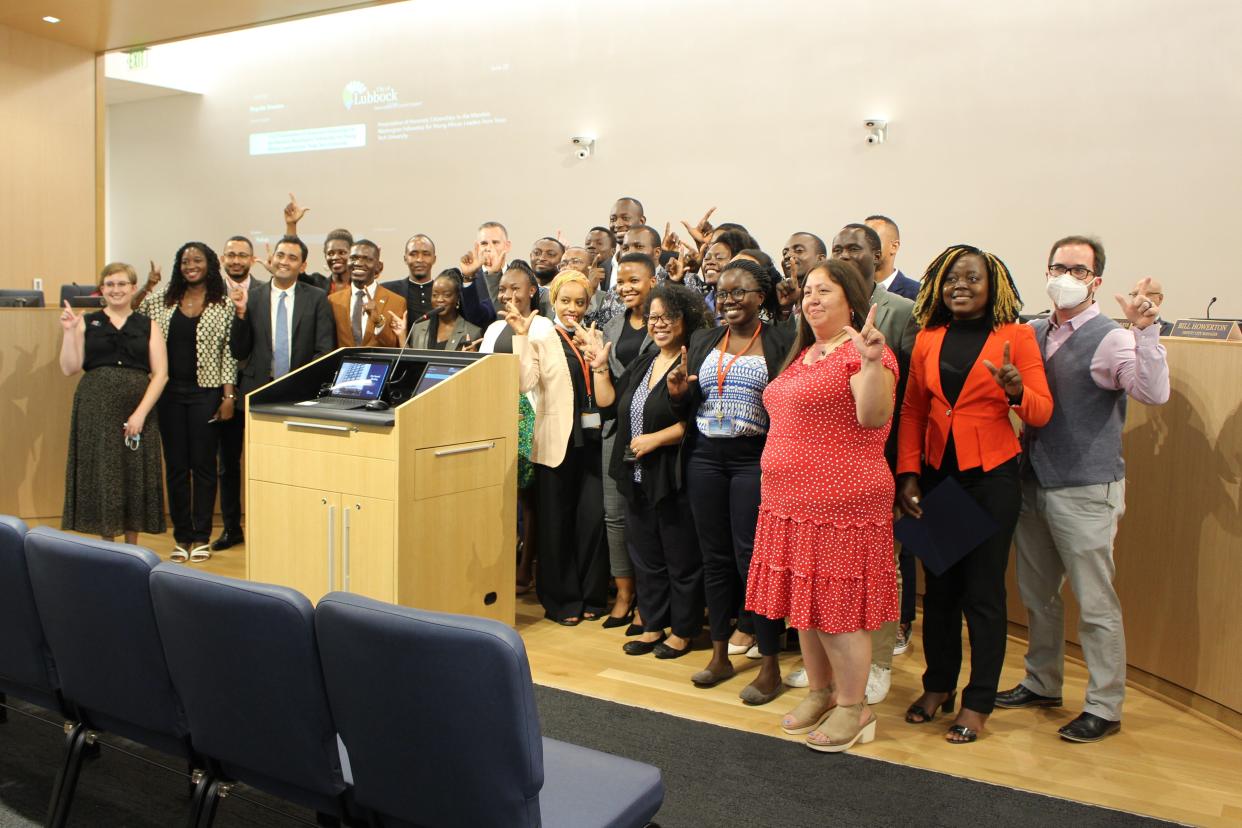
[535,438,607,622]
[217,399,244,535]
[159,381,222,545]
[624,485,703,639]
[920,455,1021,715]
[686,434,782,653]
[899,546,917,625]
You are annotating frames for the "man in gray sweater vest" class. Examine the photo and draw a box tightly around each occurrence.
[996,235,1169,743]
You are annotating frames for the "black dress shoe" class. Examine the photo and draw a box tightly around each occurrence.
[623,635,666,656]
[1058,712,1121,743]
[653,641,693,660]
[995,685,1062,709]
[210,530,244,551]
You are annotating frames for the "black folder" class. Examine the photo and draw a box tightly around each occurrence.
[893,476,999,576]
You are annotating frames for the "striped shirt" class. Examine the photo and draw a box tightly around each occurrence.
[694,352,769,437]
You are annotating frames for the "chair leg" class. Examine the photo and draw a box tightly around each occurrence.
[46,723,88,828]
[193,777,222,828]
[186,770,215,828]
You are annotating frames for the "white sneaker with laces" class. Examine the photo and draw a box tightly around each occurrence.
[784,666,809,688]
[865,665,891,705]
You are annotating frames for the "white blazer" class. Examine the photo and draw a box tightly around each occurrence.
[512,322,580,468]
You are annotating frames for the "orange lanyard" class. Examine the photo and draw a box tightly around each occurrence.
[716,323,763,398]
[556,326,594,405]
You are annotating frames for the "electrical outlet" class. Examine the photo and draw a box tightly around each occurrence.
[33,277,43,292]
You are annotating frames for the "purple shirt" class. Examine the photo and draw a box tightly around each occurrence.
[1044,303,1170,405]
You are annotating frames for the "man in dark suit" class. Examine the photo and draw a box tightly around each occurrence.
[866,215,920,301]
[229,235,336,399]
[380,233,437,322]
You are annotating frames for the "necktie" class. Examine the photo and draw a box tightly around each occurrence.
[352,289,366,344]
[274,291,290,378]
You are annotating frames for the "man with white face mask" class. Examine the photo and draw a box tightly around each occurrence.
[996,235,1168,743]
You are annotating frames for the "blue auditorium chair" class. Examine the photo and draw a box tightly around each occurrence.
[315,593,665,828]
[24,527,208,827]
[148,564,353,826]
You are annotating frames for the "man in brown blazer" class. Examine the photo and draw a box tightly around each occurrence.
[329,239,406,347]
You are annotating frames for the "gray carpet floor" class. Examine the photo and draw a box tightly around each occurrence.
[0,687,1177,827]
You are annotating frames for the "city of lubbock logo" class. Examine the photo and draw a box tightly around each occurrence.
[342,81,398,109]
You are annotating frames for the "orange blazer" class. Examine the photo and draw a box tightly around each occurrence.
[897,322,1052,475]
[328,284,406,347]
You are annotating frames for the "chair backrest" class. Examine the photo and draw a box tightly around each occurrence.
[148,565,346,811]
[0,516,62,712]
[315,593,544,828]
[0,289,45,307]
[24,527,189,757]
[58,284,97,305]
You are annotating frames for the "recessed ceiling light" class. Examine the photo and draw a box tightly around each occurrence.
[43,16,61,23]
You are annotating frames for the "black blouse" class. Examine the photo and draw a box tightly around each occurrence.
[614,312,646,369]
[167,309,200,383]
[82,311,151,373]
[609,350,686,505]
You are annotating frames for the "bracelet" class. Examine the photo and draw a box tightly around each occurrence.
[223,394,237,400]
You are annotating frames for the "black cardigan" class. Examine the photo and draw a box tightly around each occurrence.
[670,322,794,421]
[608,350,687,506]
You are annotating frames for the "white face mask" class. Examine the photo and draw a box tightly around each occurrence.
[1045,273,1091,310]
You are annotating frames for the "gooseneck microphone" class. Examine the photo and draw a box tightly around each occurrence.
[1206,297,1217,319]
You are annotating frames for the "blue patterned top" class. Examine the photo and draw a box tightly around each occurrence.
[694,352,769,437]
[629,358,658,482]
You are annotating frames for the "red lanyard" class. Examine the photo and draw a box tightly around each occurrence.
[716,323,763,398]
[556,326,594,405]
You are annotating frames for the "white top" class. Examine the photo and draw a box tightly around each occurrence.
[481,314,554,412]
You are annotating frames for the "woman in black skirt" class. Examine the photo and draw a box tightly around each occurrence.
[60,262,168,544]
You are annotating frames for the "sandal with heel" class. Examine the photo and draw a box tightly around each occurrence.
[905,691,957,724]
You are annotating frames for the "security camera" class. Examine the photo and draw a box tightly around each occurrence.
[572,136,595,159]
[863,118,888,146]
[865,133,884,146]
[863,119,887,130]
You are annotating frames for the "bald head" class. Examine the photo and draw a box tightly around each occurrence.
[1130,278,1165,305]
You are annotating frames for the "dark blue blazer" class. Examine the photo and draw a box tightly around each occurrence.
[887,270,920,301]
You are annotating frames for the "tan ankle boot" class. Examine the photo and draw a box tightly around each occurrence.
[806,702,876,753]
[781,687,836,735]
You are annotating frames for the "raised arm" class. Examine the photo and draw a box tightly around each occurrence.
[58,301,85,375]
[847,306,896,429]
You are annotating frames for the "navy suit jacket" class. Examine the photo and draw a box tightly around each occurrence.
[229,281,336,395]
[886,270,921,301]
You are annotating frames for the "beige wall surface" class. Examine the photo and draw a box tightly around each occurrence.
[103,0,1242,322]
[0,23,96,298]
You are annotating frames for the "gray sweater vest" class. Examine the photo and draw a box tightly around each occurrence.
[1024,313,1127,488]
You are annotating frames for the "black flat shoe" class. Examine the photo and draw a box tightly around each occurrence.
[602,608,635,629]
[905,691,957,724]
[623,635,667,656]
[1058,712,1121,743]
[995,685,1062,709]
[624,623,644,637]
[210,530,244,551]
[653,641,693,660]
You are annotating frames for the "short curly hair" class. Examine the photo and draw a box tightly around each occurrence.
[644,283,712,344]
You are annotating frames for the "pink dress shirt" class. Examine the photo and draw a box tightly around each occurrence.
[1044,303,1170,405]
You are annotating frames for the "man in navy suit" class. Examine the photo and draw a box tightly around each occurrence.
[867,215,920,300]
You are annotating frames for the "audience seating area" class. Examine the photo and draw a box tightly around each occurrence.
[0,516,665,828]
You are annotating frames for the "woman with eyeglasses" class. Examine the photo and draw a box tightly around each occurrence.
[594,283,711,657]
[405,268,482,350]
[61,262,169,545]
[895,245,1051,743]
[745,259,899,753]
[140,242,238,562]
[667,259,792,700]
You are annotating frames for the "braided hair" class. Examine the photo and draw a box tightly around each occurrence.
[913,244,1023,328]
[164,242,226,307]
[717,258,779,318]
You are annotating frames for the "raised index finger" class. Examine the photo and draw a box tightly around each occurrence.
[700,206,717,225]
[864,303,878,328]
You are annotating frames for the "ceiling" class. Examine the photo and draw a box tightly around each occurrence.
[0,0,401,52]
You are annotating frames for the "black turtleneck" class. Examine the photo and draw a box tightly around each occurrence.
[939,315,991,406]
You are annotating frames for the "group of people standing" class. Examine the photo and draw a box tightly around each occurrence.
[59,194,1169,754]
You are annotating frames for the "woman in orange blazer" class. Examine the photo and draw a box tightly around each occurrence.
[504,270,612,626]
[895,245,1052,744]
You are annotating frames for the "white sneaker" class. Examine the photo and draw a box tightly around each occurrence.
[865,665,891,705]
[784,666,809,688]
[893,623,911,656]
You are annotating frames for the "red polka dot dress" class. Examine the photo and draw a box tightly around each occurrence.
[745,343,900,634]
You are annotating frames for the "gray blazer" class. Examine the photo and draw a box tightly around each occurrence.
[409,313,482,351]
[601,308,655,378]
[229,280,336,395]
[869,281,919,465]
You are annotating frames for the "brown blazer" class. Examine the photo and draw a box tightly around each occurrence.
[328,283,406,347]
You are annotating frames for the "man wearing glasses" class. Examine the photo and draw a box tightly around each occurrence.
[996,235,1169,742]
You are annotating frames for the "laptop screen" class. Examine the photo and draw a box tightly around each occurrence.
[414,363,462,395]
[328,359,393,400]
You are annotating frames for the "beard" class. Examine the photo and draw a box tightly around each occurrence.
[534,267,558,286]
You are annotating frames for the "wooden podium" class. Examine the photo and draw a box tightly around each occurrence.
[243,348,518,625]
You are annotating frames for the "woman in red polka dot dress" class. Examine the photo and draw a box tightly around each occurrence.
[746,259,900,753]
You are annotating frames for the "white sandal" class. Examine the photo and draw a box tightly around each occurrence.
[171,545,189,563]
[189,543,212,563]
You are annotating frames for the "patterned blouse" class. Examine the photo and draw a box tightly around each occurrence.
[139,287,238,388]
[693,352,770,438]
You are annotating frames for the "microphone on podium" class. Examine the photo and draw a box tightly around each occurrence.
[1205,297,1217,319]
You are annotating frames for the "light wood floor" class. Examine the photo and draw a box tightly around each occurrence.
[50,525,1242,827]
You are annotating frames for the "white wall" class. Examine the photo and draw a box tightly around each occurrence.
[106,0,1242,321]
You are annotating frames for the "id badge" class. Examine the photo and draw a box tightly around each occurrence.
[705,412,734,436]
[580,410,602,430]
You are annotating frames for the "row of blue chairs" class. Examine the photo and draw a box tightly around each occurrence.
[0,517,664,827]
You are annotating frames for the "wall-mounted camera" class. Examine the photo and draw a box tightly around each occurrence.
[572,136,595,159]
[864,119,888,146]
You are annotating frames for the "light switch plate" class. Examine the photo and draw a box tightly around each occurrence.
[33,277,43,292]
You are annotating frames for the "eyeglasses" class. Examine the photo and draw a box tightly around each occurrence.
[943,273,985,287]
[1128,291,1163,300]
[717,288,762,302]
[1048,264,1095,280]
[646,313,681,327]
